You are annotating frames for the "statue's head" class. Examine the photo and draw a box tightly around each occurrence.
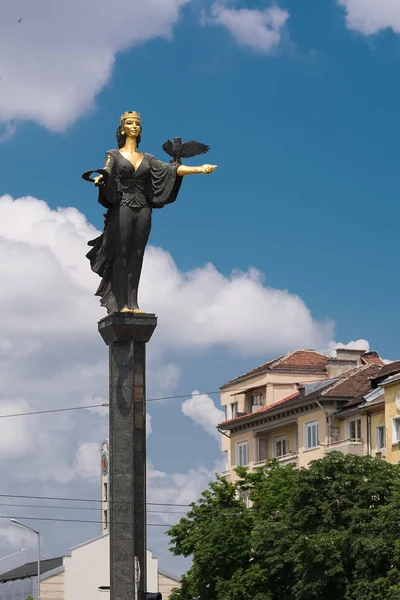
[116,111,142,148]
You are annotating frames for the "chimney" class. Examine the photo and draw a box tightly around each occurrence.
[327,348,366,379]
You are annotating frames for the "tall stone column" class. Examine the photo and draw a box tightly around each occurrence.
[98,312,157,600]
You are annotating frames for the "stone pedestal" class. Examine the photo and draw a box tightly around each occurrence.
[99,312,157,600]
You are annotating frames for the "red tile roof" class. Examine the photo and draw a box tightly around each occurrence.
[218,391,300,427]
[321,363,381,399]
[219,363,383,428]
[371,360,400,386]
[221,349,329,388]
[361,351,385,366]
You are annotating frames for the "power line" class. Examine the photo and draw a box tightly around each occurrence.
[0,514,170,526]
[0,493,191,507]
[0,502,188,515]
[0,385,252,420]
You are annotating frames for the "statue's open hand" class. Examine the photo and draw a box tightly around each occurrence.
[200,164,217,174]
[94,174,105,186]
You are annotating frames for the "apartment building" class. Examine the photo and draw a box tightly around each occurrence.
[218,348,400,483]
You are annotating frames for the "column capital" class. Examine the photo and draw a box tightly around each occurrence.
[98,312,158,345]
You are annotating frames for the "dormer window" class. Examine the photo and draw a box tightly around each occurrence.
[230,402,239,419]
[252,393,263,406]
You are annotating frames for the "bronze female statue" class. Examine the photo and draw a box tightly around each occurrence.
[84,111,217,314]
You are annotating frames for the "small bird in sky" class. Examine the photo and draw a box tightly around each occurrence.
[162,137,210,165]
[18,18,22,22]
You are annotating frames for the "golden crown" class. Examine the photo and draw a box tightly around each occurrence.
[120,111,141,123]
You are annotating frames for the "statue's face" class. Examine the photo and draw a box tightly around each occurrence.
[121,116,141,139]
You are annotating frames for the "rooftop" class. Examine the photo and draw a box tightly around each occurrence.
[219,362,382,429]
[371,360,400,387]
[0,557,63,582]
[221,349,329,388]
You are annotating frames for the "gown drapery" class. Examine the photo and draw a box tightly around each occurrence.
[86,150,183,314]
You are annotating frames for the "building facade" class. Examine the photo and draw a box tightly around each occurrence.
[0,535,167,600]
[218,348,400,484]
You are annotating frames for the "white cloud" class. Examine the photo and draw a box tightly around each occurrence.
[0,0,190,131]
[73,443,101,481]
[140,254,333,356]
[147,413,153,439]
[0,528,38,553]
[181,391,225,440]
[0,194,334,481]
[0,193,336,565]
[147,362,181,399]
[0,194,333,486]
[209,3,289,53]
[328,338,370,356]
[338,0,400,35]
[0,399,38,459]
[147,458,225,514]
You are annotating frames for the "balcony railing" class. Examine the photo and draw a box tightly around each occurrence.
[221,470,232,481]
[325,438,364,456]
[254,453,298,468]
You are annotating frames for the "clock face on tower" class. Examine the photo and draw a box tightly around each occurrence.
[102,452,108,475]
[396,392,400,412]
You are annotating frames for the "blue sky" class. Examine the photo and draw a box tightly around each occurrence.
[0,0,399,576]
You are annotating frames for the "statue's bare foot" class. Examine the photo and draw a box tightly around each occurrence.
[133,308,145,314]
[121,307,135,313]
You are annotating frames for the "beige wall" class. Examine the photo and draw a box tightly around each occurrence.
[298,410,326,467]
[221,370,330,473]
[158,572,180,599]
[41,571,64,600]
[220,374,267,409]
[230,430,255,482]
[254,424,297,462]
[384,381,400,464]
[265,372,327,406]
[64,535,158,600]
[370,409,385,455]
[334,413,366,440]
[221,371,328,411]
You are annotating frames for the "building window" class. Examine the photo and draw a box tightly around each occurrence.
[104,510,108,530]
[252,393,263,407]
[222,450,228,472]
[274,435,286,458]
[257,437,268,462]
[330,426,340,444]
[348,418,362,441]
[376,426,386,451]
[230,402,239,419]
[304,421,319,450]
[238,489,250,508]
[236,441,249,466]
[392,418,400,443]
[103,482,108,502]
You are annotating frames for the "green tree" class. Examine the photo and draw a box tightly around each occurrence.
[167,453,400,600]
[25,596,35,600]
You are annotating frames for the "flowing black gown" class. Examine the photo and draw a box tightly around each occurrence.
[86,150,182,314]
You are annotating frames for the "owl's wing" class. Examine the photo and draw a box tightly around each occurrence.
[181,141,210,158]
[162,139,174,157]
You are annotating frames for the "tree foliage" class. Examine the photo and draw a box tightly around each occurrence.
[167,453,400,600]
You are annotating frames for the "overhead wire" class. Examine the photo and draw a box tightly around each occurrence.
[0,383,252,419]
[0,493,191,507]
[0,514,169,526]
[0,502,188,514]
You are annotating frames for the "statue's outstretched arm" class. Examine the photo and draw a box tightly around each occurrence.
[177,164,217,176]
